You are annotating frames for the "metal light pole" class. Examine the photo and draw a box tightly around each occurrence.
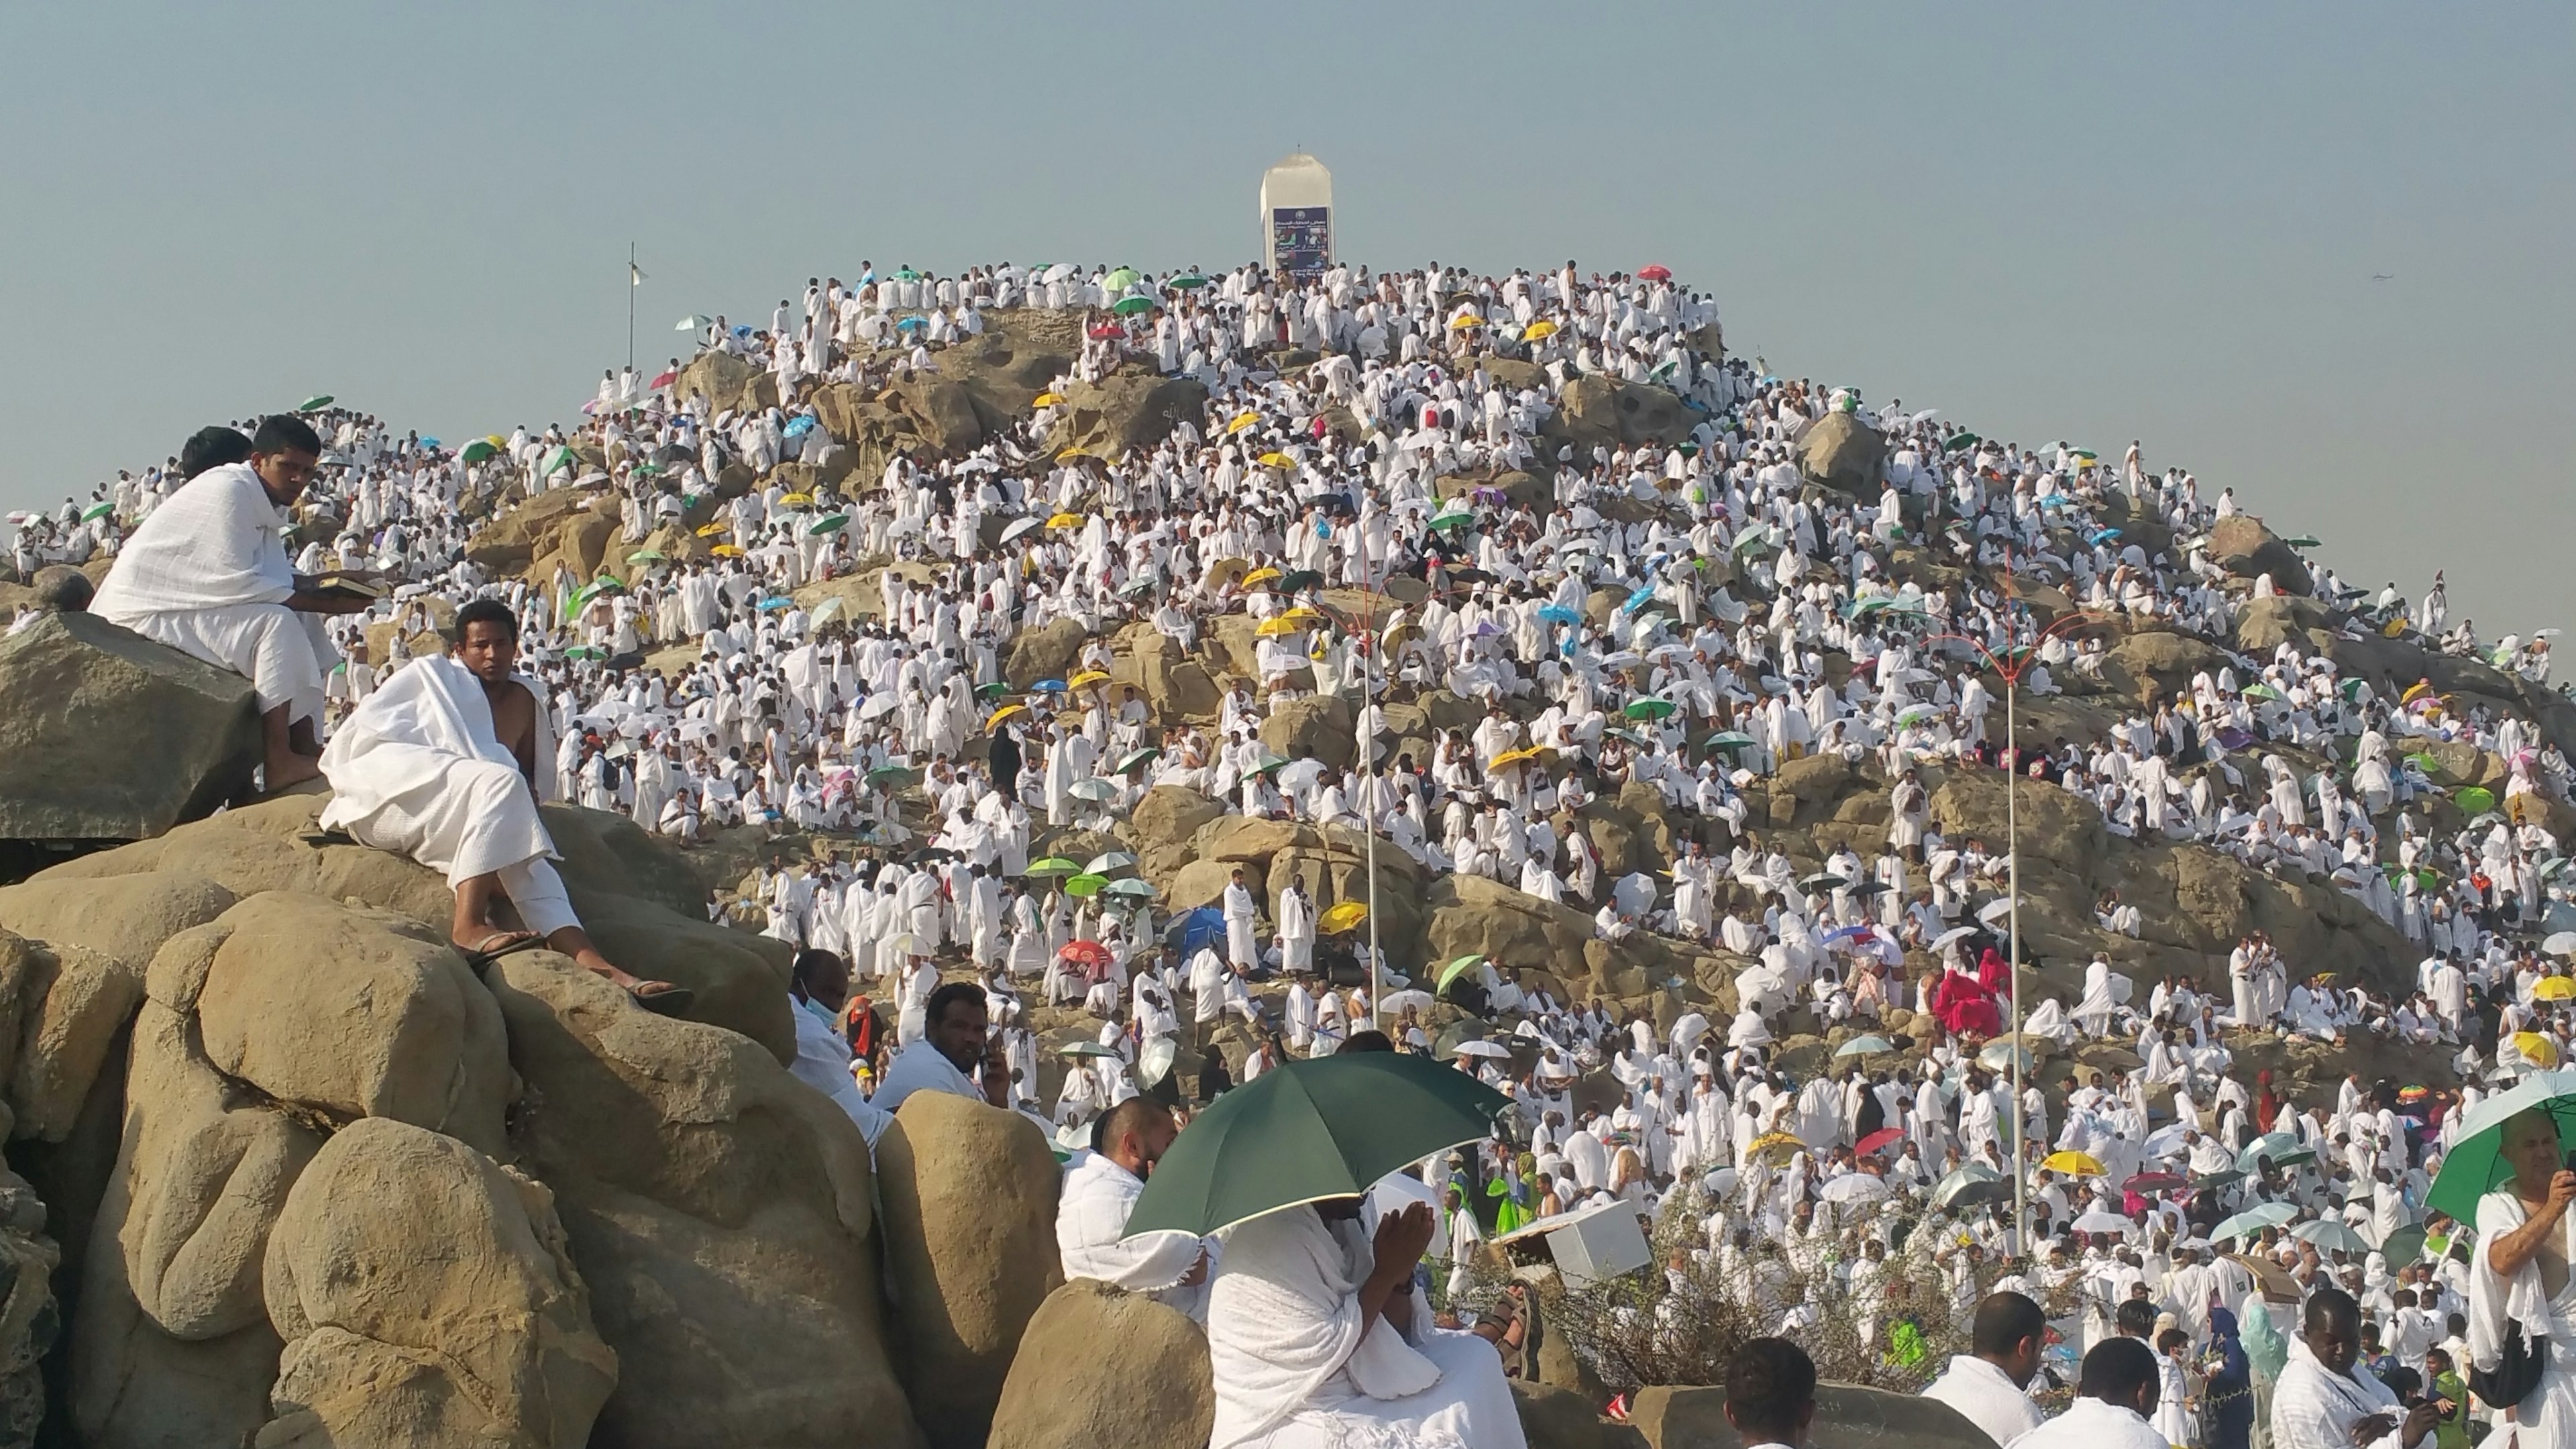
[627,244,641,375]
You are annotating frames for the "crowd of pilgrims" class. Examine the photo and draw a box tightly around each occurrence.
[21,255,2576,1440]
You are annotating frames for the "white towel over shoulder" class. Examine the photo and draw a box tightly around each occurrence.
[318,655,557,883]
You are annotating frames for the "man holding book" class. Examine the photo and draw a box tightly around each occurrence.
[92,414,378,788]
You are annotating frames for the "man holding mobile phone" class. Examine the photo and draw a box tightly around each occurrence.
[2269,1288,2440,1448]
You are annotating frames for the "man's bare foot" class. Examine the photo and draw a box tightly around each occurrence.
[264,752,325,790]
[567,947,693,1016]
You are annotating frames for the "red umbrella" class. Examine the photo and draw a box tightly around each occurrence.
[1637,264,1673,282]
[1856,1127,1904,1157]
[1087,323,1124,339]
[649,368,677,390]
[1058,939,1112,970]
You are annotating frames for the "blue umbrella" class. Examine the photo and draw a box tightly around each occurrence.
[1033,678,1067,692]
[783,415,817,439]
[732,324,754,338]
[759,597,794,612]
[1167,906,1226,959]
[1619,584,1658,616]
[895,316,928,331]
[419,437,441,449]
[2088,527,2121,545]
[1538,604,1580,626]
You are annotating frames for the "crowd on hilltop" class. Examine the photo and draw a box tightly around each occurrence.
[15,256,2576,1446]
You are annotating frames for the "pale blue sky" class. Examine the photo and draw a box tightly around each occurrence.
[5,3,2569,633]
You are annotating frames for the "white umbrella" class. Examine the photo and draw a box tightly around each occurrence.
[1000,517,1044,544]
[1976,897,2015,926]
[2072,1210,2134,1235]
[1452,1040,1514,1059]
[676,315,713,331]
[1277,759,1328,793]
[858,692,902,720]
[1931,925,1979,951]
[1820,1174,1890,1205]
[1138,1036,1177,1087]
[2545,930,2576,958]
[1068,778,1121,802]
[1380,989,1434,1015]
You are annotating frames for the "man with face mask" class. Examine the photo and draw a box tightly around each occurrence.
[787,948,888,1148]
[1056,1097,1211,1318]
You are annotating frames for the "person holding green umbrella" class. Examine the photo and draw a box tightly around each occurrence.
[1168,1050,1527,1449]
[2436,1083,2576,1438]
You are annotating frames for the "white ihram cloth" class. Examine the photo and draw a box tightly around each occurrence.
[2001,1393,2168,1449]
[1919,1353,2044,1446]
[871,1037,983,1115]
[2469,1187,2576,1444]
[93,462,334,725]
[1206,1207,1525,1449]
[790,998,890,1148]
[2268,1338,2405,1449]
[316,655,576,936]
[1055,1151,1209,1318]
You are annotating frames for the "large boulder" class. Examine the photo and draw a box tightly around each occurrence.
[1005,618,1088,690]
[191,893,512,1160]
[1423,873,1597,973]
[0,614,259,842]
[1792,413,1887,494]
[2206,515,2313,596]
[985,1280,1212,1449]
[1259,694,1357,769]
[258,1118,617,1448]
[1627,1381,1992,1449]
[1048,373,1210,462]
[886,378,985,455]
[875,1092,1063,1449]
[482,953,915,1449]
[1548,378,1696,449]
[670,350,757,414]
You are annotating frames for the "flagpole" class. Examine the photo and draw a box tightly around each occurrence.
[627,244,638,375]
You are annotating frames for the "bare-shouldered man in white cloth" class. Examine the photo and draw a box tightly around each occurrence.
[317,597,692,1013]
[93,414,370,788]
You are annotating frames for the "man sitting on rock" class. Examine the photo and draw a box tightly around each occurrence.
[93,415,369,788]
[316,597,692,1012]
[1057,1098,1210,1318]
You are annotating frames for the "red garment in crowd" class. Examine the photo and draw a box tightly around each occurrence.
[1933,968,2001,1038]
[1976,947,2012,996]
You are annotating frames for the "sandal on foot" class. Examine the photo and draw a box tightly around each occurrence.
[458,930,545,977]
[627,981,694,1016]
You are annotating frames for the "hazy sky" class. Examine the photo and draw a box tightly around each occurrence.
[5,3,2569,633]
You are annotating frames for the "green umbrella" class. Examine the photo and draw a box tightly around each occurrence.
[1167,273,1209,290]
[1931,1165,2008,1212]
[2210,1201,2298,1242]
[2237,1132,2314,1175]
[1834,1034,1894,1059]
[1024,857,1083,879]
[865,765,920,788]
[1065,873,1110,898]
[2293,1220,2369,1254]
[1943,432,1980,451]
[2284,535,2321,549]
[2379,1224,2429,1271]
[975,681,1014,699]
[677,315,714,331]
[627,549,666,564]
[1116,747,1161,774]
[459,438,500,464]
[1112,294,1154,317]
[893,268,921,281]
[1428,505,1476,531]
[2429,1069,2576,1221]
[2459,786,2497,814]
[1436,954,1486,991]
[808,513,851,536]
[543,444,578,478]
[1105,266,1142,292]
[1124,1053,1510,1238]
[1703,731,1757,750]
[563,645,604,661]
[1623,698,1677,720]
[80,501,113,523]
[297,394,334,412]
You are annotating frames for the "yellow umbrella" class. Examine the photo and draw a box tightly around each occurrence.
[1448,314,1484,330]
[779,492,813,506]
[1320,901,1368,934]
[1745,1132,1807,1167]
[1046,513,1085,529]
[2042,1150,2106,1177]
[1240,566,1283,586]
[1227,411,1260,434]
[1254,616,1307,638]
[1522,319,1559,341]
[710,544,743,557]
[986,703,1028,729]
[1057,446,1089,462]
[695,522,729,537]
[1279,606,1324,623]
[1203,556,1250,588]
[1067,669,1111,690]
[1489,747,1547,769]
[2515,1032,2561,1067]
[1258,451,1295,468]
[2538,977,2576,1003]
[1032,391,1063,407]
